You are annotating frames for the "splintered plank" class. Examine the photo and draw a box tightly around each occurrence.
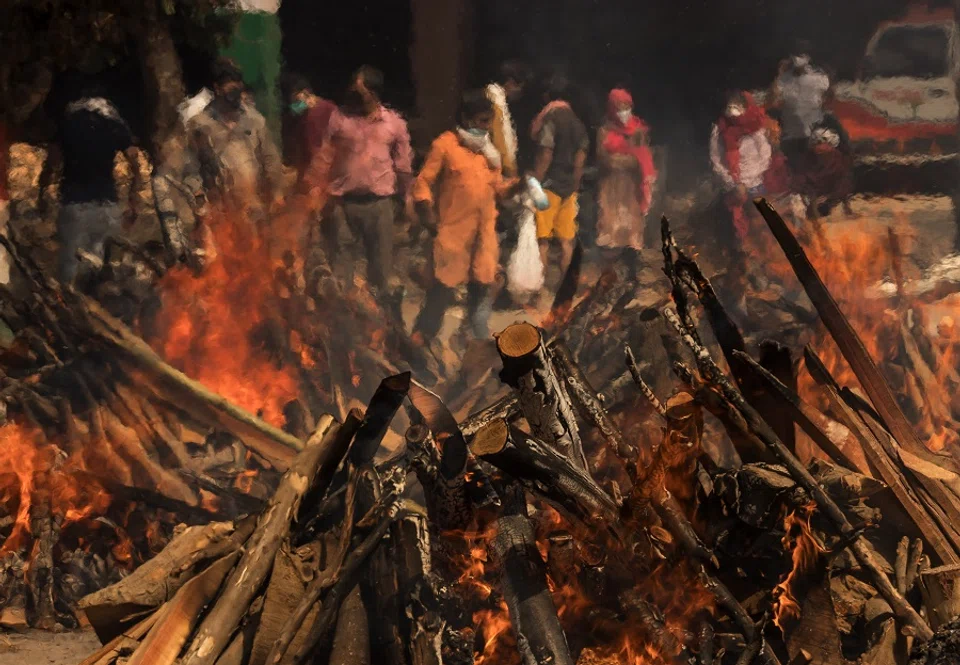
[754,198,952,467]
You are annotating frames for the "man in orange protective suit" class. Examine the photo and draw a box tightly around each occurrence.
[411,90,520,347]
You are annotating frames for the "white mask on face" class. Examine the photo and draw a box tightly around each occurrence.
[617,109,632,125]
[726,104,744,118]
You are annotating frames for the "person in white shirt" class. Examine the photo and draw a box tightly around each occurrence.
[709,91,774,240]
[773,54,831,167]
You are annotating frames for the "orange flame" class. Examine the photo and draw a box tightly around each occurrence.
[151,208,302,427]
[0,422,116,555]
[772,502,824,630]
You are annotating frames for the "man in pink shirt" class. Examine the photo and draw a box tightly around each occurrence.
[308,66,413,296]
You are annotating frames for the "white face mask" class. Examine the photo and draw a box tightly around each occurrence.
[617,109,632,125]
[726,104,744,118]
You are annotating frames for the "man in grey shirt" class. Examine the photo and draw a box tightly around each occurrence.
[187,59,285,227]
[774,54,831,166]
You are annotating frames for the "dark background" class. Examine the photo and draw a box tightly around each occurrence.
[39,0,954,190]
[278,0,947,188]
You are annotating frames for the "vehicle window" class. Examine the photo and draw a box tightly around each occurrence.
[865,25,951,78]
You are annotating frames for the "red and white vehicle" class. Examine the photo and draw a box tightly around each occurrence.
[830,5,959,178]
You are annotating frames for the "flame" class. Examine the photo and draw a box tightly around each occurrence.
[740,206,960,462]
[0,422,116,555]
[772,502,824,630]
[151,208,302,427]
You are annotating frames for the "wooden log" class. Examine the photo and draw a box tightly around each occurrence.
[78,606,166,665]
[27,490,59,630]
[394,512,444,665]
[460,392,519,437]
[655,492,718,569]
[328,585,370,665]
[784,570,844,665]
[861,619,897,665]
[699,622,715,665]
[358,468,407,665]
[77,292,303,468]
[907,539,925,593]
[920,564,960,630]
[79,520,242,643]
[249,542,325,665]
[407,424,473,532]
[664,313,934,642]
[625,344,666,416]
[804,347,960,565]
[496,322,588,470]
[493,484,575,665]
[754,198,958,474]
[471,419,621,540]
[116,384,195,470]
[550,341,638,469]
[407,380,468,483]
[290,499,413,665]
[897,536,911,594]
[99,407,199,507]
[181,415,339,665]
[854,398,960,555]
[350,373,410,466]
[126,552,239,665]
[619,589,694,662]
[264,471,359,665]
[0,554,28,632]
[295,408,364,540]
[733,350,872,476]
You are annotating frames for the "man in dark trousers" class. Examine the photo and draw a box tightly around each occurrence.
[308,66,413,300]
[40,83,141,286]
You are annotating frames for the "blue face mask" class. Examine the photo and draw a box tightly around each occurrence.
[465,127,488,139]
[289,100,309,116]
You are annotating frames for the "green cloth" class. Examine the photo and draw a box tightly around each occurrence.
[220,11,283,145]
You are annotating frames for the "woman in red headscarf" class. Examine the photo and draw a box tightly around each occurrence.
[596,89,657,251]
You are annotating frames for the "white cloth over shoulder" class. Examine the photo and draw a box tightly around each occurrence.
[486,83,518,166]
[178,89,213,127]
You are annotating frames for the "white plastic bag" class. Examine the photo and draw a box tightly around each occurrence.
[507,206,544,297]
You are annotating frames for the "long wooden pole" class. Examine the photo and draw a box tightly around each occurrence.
[754,198,953,468]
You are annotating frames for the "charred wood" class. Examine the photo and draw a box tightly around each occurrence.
[181,415,340,665]
[471,419,621,541]
[496,323,588,470]
[550,341,638,470]
[665,315,933,642]
[493,484,575,665]
[754,199,960,481]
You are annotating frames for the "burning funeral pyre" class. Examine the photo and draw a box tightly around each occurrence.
[3,198,960,665]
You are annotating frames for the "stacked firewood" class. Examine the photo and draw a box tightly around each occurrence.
[17,198,960,665]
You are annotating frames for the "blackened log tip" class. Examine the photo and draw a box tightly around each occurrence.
[496,323,541,359]
[470,418,509,457]
[382,371,412,393]
[404,423,429,445]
